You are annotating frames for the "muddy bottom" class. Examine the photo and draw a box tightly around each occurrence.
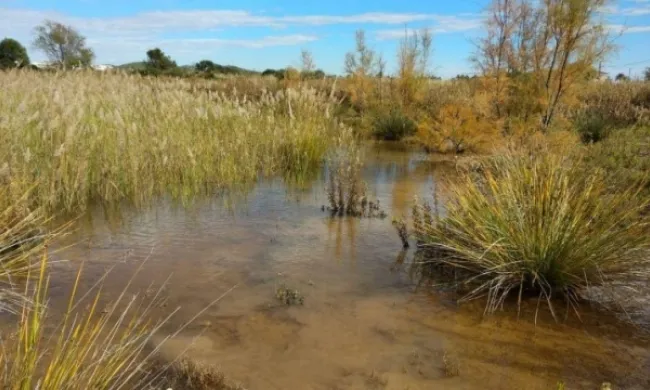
[49,144,650,389]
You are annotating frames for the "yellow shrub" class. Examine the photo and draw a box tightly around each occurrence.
[417,104,499,154]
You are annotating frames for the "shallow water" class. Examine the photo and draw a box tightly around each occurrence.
[51,143,650,389]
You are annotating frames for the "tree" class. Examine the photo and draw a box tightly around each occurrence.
[473,0,612,130]
[33,20,94,68]
[644,67,650,82]
[262,68,280,78]
[145,48,176,71]
[397,28,433,110]
[471,0,519,117]
[300,49,315,74]
[195,60,216,72]
[0,38,30,69]
[615,72,629,82]
[344,30,377,77]
[344,30,379,113]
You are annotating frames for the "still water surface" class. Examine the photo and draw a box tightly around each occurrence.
[53,144,650,389]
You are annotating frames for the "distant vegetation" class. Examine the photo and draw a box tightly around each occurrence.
[0,38,30,69]
[33,19,95,68]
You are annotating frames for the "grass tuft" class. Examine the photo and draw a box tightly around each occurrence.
[413,152,650,319]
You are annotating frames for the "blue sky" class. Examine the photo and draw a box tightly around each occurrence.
[1,0,650,78]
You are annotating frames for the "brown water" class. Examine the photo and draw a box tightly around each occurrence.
[51,144,650,390]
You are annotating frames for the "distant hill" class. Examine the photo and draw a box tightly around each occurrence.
[117,61,259,76]
[208,64,259,75]
[117,61,148,70]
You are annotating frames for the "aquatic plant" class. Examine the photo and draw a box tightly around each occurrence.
[275,284,304,306]
[325,135,386,219]
[412,152,650,319]
[442,349,460,377]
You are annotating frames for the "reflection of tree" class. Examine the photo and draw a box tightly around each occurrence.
[391,176,417,216]
[324,214,362,263]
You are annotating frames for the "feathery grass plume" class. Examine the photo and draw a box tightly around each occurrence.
[414,152,650,320]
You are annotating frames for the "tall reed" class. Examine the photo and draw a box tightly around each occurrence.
[0,70,344,213]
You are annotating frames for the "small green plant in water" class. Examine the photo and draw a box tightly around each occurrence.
[275,285,304,306]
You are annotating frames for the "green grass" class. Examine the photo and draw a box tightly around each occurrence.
[581,126,650,196]
[413,152,650,318]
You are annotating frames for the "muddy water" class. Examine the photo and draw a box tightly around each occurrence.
[53,144,650,390]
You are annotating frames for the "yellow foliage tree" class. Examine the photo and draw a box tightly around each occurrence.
[417,104,498,154]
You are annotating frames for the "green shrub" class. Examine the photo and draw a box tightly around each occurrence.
[575,113,611,143]
[582,126,650,195]
[0,38,30,69]
[373,110,417,141]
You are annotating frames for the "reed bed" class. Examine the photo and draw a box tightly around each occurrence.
[0,70,345,214]
[412,152,650,319]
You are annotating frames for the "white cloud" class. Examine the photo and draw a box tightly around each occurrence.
[0,6,481,65]
[88,35,319,50]
[601,4,650,16]
[0,8,482,34]
[375,17,482,40]
[607,23,650,33]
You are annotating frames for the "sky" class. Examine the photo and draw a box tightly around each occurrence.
[1,0,649,78]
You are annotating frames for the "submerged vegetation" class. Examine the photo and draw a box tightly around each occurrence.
[275,284,305,306]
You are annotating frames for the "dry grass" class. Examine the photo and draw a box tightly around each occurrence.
[0,69,346,214]
[412,152,650,319]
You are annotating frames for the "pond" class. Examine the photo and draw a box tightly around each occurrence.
[51,143,650,389]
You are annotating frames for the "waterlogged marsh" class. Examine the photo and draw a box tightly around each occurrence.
[50,144,650,390]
